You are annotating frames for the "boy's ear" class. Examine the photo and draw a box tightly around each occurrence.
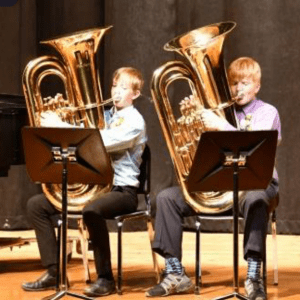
[132,90,141,100]
[255,83,261,94]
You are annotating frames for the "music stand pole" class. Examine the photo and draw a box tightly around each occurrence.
[214,159,248,300]
[43,150,94,300]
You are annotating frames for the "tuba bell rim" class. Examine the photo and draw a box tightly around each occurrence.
[164,21,236,52]
[40,25,113,45]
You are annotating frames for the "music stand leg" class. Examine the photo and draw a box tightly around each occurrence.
[195,218,201,295]
[42,155,94,300]
[42,290,95,300]
[213,163,248,300]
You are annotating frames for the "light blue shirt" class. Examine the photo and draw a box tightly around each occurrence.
[100,105,147,187]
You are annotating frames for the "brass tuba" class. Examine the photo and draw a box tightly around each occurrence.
[151,21,244,214]
[22,27,113,212]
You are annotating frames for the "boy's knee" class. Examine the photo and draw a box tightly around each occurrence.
[247,197,268,213]
[27,194,43,214]
[82,204,98,223]
[156,189,173,208]
[82,206,91,220]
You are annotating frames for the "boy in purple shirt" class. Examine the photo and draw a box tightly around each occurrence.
[146,57,281,300]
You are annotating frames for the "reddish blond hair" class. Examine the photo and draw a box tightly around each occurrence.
[112,67,144,92]
[228,57,261,85]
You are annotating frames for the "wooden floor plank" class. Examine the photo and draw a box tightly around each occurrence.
[0,230,299,299]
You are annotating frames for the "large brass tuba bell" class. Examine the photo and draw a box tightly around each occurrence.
[151,21,244,213]
[22,27,113,212]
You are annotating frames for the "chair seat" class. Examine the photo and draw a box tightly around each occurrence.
[197,215,243,221]
[114,210,150,222]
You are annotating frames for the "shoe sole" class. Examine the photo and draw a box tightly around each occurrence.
[84,289,116,297]
[22,286,56,292]
[145,282,194,297]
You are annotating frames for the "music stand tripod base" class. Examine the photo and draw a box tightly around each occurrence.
[42,290,94,300]
[213,292,248,300]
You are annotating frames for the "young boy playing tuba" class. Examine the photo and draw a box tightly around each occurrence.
[146,57,281,300]
[22,67,147,297]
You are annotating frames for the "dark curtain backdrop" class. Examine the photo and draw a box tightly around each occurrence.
[0,0,299,234]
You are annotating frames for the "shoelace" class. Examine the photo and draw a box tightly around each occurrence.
[160,273,182,292]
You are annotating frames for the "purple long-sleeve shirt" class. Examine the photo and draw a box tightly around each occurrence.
[224,98,282,181]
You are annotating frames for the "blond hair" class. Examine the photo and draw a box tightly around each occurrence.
[112,67,144,92]
[227,57,261,85]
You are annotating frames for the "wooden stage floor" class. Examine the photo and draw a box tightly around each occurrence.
[0,230,299,299]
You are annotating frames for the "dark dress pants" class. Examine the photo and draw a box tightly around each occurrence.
[152,179,279,261]
[27,186,138,277]
[82,186,138,280]
[27,193,60,268]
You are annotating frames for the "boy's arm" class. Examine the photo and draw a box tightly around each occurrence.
[200,105,281,136]
[100,117,146,153]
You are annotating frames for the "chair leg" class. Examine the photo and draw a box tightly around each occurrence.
[117,221,123,295]
[271,212,278,285]
[56,219,62,288]
[77,219,91,283]
[195,218,201,295]
[147,219,161,283]
[67,239,73,263]
[263,248,267,293]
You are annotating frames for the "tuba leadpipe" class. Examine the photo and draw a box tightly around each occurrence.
[57,96,116,114]
[22,27,114,212]
[151,22,245,214]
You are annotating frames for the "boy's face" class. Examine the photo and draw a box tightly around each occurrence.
[229,77,260,106]
[111,73,140,110]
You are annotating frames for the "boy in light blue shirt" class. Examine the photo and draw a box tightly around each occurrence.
[22,67,147,298]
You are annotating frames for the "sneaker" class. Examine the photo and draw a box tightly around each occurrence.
[244,278,266,300]
[145,271,193,297]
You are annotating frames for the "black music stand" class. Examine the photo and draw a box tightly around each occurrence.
[22,126,113,300]
[187,130,278,299]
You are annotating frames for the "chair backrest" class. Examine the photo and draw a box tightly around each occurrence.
[136,144,151,195]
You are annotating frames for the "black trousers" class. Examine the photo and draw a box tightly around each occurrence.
[82,186,138,279]
[152,179,279,261]
[27,186,138,279]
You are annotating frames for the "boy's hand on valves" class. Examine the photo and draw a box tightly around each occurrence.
[179,95,196,108]
[200,109,227,131]
[40,111,65,127]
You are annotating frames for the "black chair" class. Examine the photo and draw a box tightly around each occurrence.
[113,144,160,294]
[188,204,279,295]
